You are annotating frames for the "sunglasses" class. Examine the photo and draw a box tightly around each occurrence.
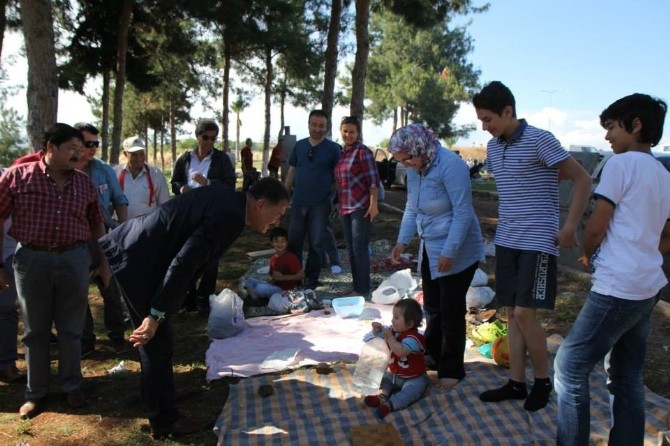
[200,135,217,142]
[84,141,100,149]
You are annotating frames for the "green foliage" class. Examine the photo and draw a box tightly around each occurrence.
[365,9,481,139]
[0,90,26,165]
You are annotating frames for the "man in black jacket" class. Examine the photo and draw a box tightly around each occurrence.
[170,119,236,194]
[100,178,289,439]
[171,119,237,311]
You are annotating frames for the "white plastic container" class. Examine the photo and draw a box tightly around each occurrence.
[352,337,390,395]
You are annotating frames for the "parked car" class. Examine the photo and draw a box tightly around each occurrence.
[569,144,600,154]
[373,147,406,188]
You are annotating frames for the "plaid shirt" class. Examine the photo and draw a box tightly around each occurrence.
[335,142,380,214]
[0,160,103,246]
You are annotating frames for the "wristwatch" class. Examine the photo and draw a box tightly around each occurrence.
[149,313,165,324]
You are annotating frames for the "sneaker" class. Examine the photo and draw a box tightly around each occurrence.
[330,265,343,274]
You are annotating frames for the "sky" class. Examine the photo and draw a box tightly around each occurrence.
[2,0,670,151]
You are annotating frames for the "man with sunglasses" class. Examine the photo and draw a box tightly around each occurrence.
[74,122,130,357]
[284,110,342,290]
[170,119,236,313]
[170,119,236,195]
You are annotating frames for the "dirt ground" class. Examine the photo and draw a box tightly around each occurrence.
[0,187,667,446]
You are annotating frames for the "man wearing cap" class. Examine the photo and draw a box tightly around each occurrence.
[0,123,112,419]
[115,136,170,220]
[73,123,129,356]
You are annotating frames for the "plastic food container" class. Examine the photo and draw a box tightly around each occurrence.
[332,296,365,318]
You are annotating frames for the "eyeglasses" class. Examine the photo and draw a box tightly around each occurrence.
[84,141,100,149]
[200,135,217,142]
[308,147,314,161]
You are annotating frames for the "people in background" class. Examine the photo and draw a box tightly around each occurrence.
[284,110,342,290]
[388,124,484,391]
[171,119,236,313]
[0,172,22,384]
[334,115,380,295]
[243,227,304,300]
[115,136,170,219]
[74,122,129,357]
[473,81,591,411]
[100,178,289,439]
[241,137,255,191]
[0,123,112,419]
[268,138,284,179]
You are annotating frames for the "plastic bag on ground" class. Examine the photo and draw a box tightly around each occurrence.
[268,291,290,313]
[207,289,247,339]
[466,286,495,308]
[470,268,489,287]
[377,268,417,297]
[371,285,401,305]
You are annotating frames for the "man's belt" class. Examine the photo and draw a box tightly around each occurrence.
[25,242,85,253]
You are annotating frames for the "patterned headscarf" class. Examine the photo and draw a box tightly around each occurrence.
[387,124,440,176]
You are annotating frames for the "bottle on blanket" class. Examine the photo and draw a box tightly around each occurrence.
[352,337,390,395]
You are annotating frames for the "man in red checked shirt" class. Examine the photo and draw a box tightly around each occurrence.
[0,123,112,420]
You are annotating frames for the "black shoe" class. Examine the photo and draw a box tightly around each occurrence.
[81,345,96,359]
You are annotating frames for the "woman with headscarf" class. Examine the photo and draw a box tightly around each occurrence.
[388,124,484,391]
[334,116,381,296]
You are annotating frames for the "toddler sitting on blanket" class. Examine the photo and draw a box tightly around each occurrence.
[243,227,305,300]
[364,299,429,418]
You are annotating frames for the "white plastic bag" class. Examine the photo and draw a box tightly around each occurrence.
[268,291,290,313]
[207,289,247,339]
[371,285,401,305]
[378,268,418,297]
[465,286,495,309]
[470,268,489,287]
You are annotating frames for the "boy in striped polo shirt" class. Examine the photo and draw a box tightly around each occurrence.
[473,81,592,411]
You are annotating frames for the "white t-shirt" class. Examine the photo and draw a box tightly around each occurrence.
[114,164,171,219]
[591,152,670,300]
[187,153,212,189]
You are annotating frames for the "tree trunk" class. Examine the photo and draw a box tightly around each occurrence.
[235,112,241,154]
[321,0,342,135]
[262,46,272,177]
[111,0,134,164]
[351,0,371,139]
[169,101,176,171]
[222,39,231,154]
[0,0,9,62]
[101,69,111,161]
[19,0,58,152]
[279,88,286,138]
[393,107,397,132]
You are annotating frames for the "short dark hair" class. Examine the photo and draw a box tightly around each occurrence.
[309,109,328,122]
[473,81,516,118]
[395,298,423,329]
[268,226,288,241]
[599,94,667,147]
[43,123,84,148]
[245,138,252,145]
[195,119,219,136]
[248,177,290,204]
[340,115,361,135]
[73,122,100,135]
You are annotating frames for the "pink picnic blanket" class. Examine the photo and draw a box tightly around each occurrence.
[205,302,394,380]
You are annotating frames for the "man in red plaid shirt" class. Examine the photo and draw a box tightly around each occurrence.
[0,123,111,420]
